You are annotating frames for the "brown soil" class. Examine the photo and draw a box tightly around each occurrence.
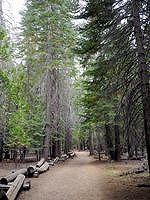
[0,151,150,200]
[18,151,150,200]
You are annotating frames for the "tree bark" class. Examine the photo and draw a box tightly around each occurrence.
[37,162,49,173]
[0,0,3,26]
[132,0,150,173]
[0,168,27,185]
[6,174,25,200]
[36,158,45,168]
[105,124,114,160]
[43,68,58,160]
[43,123,50,160]
[0,134,3,162]
[64,128,71,154]
[88,130,94,155]
[114,116,121,161]
[96,127,101,161]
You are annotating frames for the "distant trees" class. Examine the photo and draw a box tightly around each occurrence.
[76,0,150,169]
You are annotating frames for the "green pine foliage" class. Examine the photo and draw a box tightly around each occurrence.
[0,26,9,61]
[1,68,29,147]
[75,0,149,160]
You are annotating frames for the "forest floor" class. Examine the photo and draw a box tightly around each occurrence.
[0,151,150,200]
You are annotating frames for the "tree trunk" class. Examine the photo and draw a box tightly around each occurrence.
[127,137,134,158]
[132,0,150,173]
[57,138,61,156]
[88,130,94,155]
[51,141,57,158]
[43,68,58,160]
[96,129,101,161]
[0,0,3,26]
[79,141,83,151]
[64,128,71,154]
[141,134,145,156]
[0,134,3,162]
[43,123,50,160]
[114,119,121,161]
[105,124,114,160]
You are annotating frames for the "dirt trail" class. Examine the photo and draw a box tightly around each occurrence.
[18,151,150,200]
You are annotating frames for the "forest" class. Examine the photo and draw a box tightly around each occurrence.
[0,0,150,200]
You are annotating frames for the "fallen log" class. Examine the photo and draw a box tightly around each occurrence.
[37,162,49,174]
[22,180,31,190]
[36,158,45,168]
[67,152,74,158]
[141,159,148,170]
[48,159,55,166]
[67,151,72,156]
[48,157,59,166]
[33,171,39,178]
[48,161,54,166]
[120,166,145,176]
[59,154,68,161]
[137,183,150,187]
[0,190,8,200]
[120,159,148,176]
[53,157,59,163]
[6,174,25,200]
[129,156,145,160]
[0,168,27,185]
[135,167,145,174]
[0,184,10,191]
[27,165,36,177]
[62,154,68,159]
[70,152,75,158]
[0,181,22,190]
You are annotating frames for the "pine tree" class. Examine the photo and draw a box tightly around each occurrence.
[76,0,149,166]
[20,0,76,159]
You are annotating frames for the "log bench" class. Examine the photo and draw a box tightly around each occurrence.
[0,169,27,185]
[0,174,25,200]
